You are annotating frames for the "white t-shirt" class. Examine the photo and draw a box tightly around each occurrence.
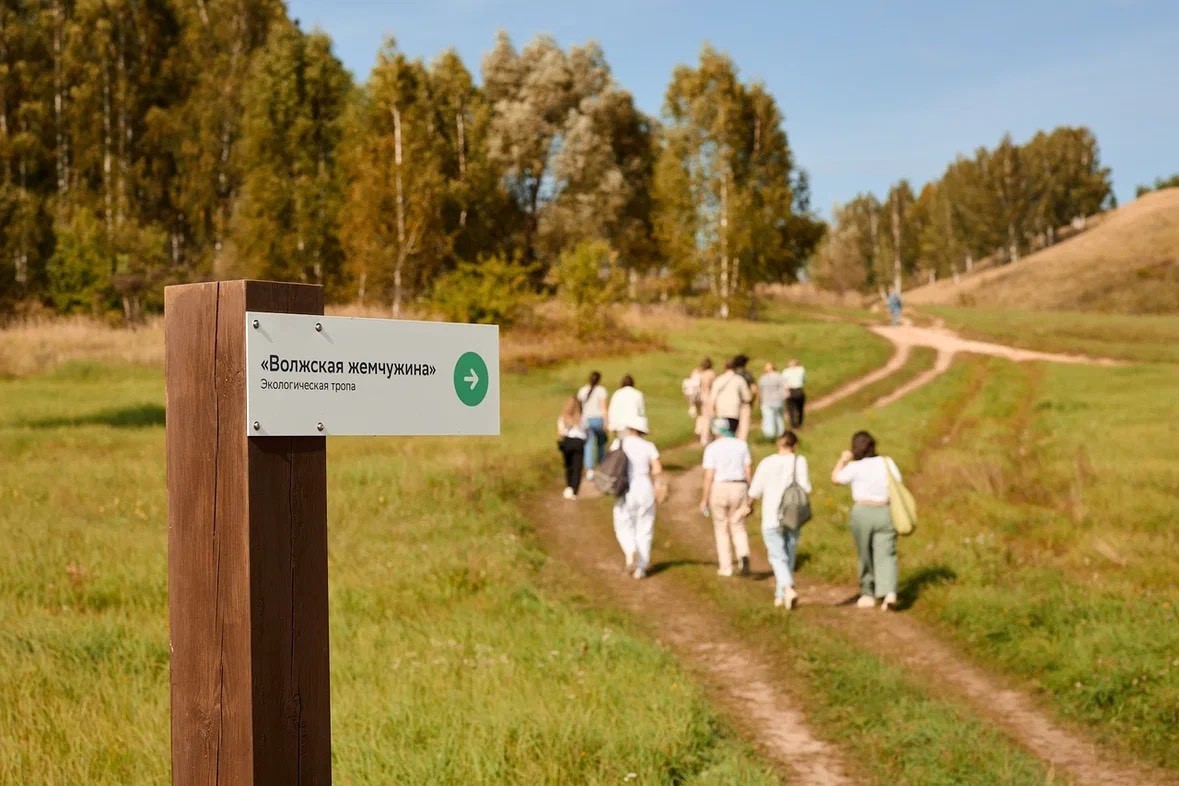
[558,417,587,440]
[578,384,608,419]
[748,453,812,530]
[834,456,901,504]
[622,436,660,492]
[702,436,752,483]
[608,386,646,431]
[782,366,806,390]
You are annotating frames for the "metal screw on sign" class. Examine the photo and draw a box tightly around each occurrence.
[252,319,260,329]
[253,421,260,431]
[315,322,322,332]
[316,422,324,432]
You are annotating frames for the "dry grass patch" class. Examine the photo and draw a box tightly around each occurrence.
[908,187,1179,313]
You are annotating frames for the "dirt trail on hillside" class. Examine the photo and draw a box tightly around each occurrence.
[866,320,1121,408]
[529,324,1171,785]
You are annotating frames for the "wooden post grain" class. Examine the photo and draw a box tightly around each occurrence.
[165,280,331,786]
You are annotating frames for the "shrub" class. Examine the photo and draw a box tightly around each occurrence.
[552,240,625,336]
[431,253,537,326]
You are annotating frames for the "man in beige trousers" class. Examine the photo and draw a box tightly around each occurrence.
[699,418,753,577]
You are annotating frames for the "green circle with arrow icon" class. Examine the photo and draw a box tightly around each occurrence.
[454,351,490,407]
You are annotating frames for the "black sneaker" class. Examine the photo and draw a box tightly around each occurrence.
[739,556,751,576]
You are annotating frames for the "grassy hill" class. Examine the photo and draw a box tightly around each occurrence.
[908,187,1179,313]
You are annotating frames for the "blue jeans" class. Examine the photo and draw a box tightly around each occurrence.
[760,403,785,439]
[584,417,606,469]
[761,525,799,599]
[889,307,901,325]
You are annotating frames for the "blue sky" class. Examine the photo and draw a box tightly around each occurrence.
[287,0,1179,217]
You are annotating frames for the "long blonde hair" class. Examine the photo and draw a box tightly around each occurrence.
[560,395,583,425]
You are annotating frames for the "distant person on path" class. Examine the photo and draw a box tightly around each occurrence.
[782,358,807,429]
[709,359,752,438]
[757,362,786,440]
[612,416,663,580]
[578,371,609,480]
[607,374,646,442]
[886,288,903,326]
[700,418,754,577]
[690,358,717,446]
[733,354,757,440]
[556,396,587,500]
[747,431,811,608]
[831,430,902,611]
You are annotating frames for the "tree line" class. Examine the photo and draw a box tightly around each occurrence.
[812,127,1115,293]
[0,1,824,321]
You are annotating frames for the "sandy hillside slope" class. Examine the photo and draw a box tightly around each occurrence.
[907,187,1179,312]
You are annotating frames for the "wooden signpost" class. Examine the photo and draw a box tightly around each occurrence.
[166,280,332,785]
[164,279,499,785]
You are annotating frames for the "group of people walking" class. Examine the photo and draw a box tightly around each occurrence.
[683,356,807,445]
[555,360,904,611]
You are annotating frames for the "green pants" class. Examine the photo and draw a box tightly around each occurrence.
[850,504,897,598]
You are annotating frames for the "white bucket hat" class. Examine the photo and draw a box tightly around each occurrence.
[628,416,650,434]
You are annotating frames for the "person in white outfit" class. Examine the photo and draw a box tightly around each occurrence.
[607,374,646,440]
[747,431,811,608]
[612,416,662,579]
[699,418,753,577]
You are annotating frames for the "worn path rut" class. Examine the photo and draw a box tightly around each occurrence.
[530,321,1169,785]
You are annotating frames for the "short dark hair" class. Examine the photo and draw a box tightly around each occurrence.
[733,354,749,368]
[780,430,799,449]
[851,430,877,461]
[588,371,601,386]
[620,374,635,388]
[701,357,712,370]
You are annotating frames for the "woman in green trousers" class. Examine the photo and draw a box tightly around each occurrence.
[831,431,902,611]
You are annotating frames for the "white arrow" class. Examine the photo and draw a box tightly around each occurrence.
[464,369,479,390]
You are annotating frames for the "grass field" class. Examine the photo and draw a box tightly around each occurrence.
[0,313,889,784]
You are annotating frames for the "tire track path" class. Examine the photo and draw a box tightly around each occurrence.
[529,320,1163,785]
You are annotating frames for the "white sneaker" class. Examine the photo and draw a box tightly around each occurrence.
[586,469,595,480]
[623,553,635,575]
[717,568,733,578]
[782,587,799,610]
[773,596,785,608]
[632,567,646,580]
[881,593,897,611]
[856,595,876,609]
[562,487,575,500]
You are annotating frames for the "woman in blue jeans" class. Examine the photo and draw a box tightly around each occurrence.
[577,371,609,478]
[746,431,811,609]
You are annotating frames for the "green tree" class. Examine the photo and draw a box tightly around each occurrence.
[228,24,352,294]
[340,39,449,314]
[654,46,809,314]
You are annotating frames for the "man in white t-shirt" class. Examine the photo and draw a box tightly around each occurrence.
[607,374,645,439]
[699,418,753,577]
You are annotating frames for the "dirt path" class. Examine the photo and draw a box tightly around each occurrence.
[528,322,1170,785]
[865,320,1121,408]
[808,342,911,411]
[530,478,856,785]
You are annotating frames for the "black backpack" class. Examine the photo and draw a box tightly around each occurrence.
[594,447,630,497]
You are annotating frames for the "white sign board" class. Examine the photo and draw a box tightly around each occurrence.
[245,312,499,437]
